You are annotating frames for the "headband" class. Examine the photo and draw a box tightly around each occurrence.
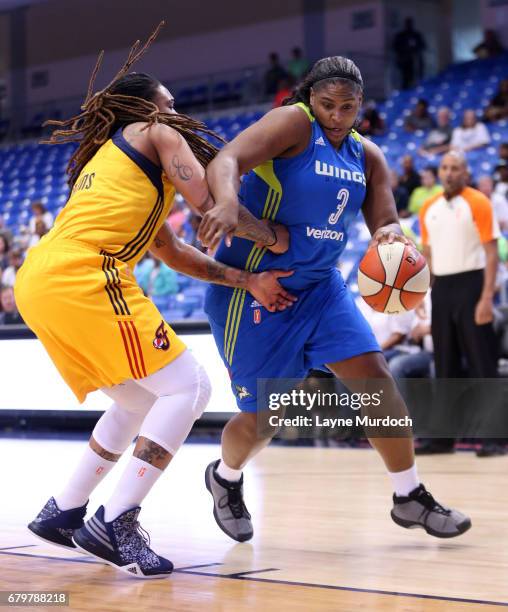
[312,73,363,88]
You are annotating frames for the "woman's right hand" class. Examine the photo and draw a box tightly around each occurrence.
[246,270,297,313]
[198,203,239,252]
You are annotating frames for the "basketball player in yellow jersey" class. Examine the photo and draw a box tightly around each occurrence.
[15,26,295,579]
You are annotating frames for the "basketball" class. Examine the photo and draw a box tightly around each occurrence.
[357,241,430,314]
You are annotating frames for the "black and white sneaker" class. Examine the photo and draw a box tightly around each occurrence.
[391,484,471,538]
[72,506,173,579]
[28,497,87,550]
[205,460,253,542]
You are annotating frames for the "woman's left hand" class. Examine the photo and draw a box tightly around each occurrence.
[369,225,413,248]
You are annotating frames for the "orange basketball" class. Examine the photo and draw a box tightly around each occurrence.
[357,242,430,314]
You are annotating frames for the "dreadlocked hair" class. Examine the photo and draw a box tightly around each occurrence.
[42,21,225,188]
[282,56,363,107]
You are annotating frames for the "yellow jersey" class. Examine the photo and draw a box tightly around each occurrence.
[40,128,176,268]
[15,129,186,402]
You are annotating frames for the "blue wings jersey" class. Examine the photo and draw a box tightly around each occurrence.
[214,102,367,290]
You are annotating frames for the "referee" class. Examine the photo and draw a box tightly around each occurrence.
[418,151,504,456]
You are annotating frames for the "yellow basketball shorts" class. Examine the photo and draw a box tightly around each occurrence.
[14,240,186,403]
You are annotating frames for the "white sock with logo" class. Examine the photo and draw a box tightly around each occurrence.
[103,457,162,522]
[389,464,420,497]
[54,445,117,511]
[215,459,242,482]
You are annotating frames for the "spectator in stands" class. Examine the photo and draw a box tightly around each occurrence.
[451,110,490,152]
[419,151,503,456]
[473,29,505,59]
[189,214,206,252]
[390,170,410,217]
[477,175,508,232]
[389,295,433,380]
[499,142,508,162]
[1,248,23,287]
[358,100,385,136]
[273,76,294,108]
[419,107,452,156]
[399,155,421,195]
[0,233,10,271]
[14,226,31,252]
[484,79,508,123]
[147,259,179,298]
[287,47,309,82]
[168,197,189,236]
[356,297,414,364]
[29,202,53,247]
[408,166,442,215]
[134,253,155,295]
[264,52,288,97]
[494,160,508,200]
[404,99,435,133]
[0,285,24,325]
[393,17,426,89]
[0,218,13,244]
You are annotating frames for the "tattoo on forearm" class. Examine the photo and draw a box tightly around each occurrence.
[154,235,166,248]
[237,270,249,286]
[170,155,193,181]
[134,440,169,465]
[206,260,226,282]
[236,206,272,244]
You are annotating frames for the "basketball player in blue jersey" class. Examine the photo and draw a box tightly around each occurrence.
[201,57,471,542]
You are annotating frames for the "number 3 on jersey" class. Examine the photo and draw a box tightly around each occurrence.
[328,189,349,225]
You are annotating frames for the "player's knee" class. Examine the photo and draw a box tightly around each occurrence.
[192,364,211,419]
[92,402,145,454]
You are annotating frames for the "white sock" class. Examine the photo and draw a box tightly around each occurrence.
[215,459,242,482]
[103,457,162,522]
[389,464,420,497]
[54,445,117,511]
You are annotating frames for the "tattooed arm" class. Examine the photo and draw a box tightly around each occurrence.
[149,123,288,253]
[149,222,296,312]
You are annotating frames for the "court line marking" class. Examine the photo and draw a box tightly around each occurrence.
[0,550,99,564]
[2,549,507,607]
[224,568,279,578]
[175,568,508,607]
[175,562,223,571]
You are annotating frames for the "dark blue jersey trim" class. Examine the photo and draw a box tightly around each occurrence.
[112,128,163,196]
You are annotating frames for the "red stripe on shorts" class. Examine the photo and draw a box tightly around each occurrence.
[129,321,147,378]
[117,321,137,379]
[123,320,143,379]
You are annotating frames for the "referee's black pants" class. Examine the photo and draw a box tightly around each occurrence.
[431,270,499,448]
[432,270,498,378]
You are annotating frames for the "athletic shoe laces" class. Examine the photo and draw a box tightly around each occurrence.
[415,487,450,516]
[227,487,247,519]
[217,483,248,520]
[132,520,151,548]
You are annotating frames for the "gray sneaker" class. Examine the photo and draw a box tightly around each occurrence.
[205,460,253,542]
[391,484,471,538]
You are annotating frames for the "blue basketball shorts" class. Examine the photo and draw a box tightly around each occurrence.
[204,270,381,412]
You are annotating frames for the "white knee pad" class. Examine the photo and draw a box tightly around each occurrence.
[136,350,212,455]
[193,363,212,419]
[94,380,157,454]
[92,402,146,455]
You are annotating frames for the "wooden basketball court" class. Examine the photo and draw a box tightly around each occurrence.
[1,438,506,611]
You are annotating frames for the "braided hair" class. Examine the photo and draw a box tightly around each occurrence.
[42,22,224,187]
[283,56,363,107]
